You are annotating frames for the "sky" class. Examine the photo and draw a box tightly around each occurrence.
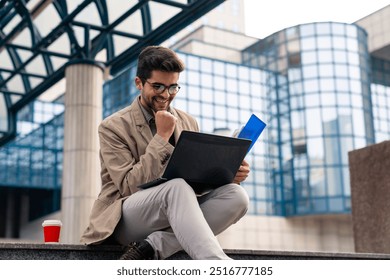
[244,0,390,39]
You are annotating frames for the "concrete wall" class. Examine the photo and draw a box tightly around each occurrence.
[171,26,258,63]
[355,5,390,60]
[218,214,354,253]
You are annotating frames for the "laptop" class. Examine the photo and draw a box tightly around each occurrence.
[138,130,252,194]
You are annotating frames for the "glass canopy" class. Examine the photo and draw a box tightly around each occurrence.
[0,0,224,145]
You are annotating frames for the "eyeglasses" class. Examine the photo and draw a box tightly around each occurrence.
[144,80,181,95]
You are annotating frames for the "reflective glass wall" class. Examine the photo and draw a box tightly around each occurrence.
[0,100,64,189]
[242,22,374,215]
[371,57,390,142]
[0,100,63,220]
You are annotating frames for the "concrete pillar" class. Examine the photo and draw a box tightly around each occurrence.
[61,61,104,244]
[348,140,390,253]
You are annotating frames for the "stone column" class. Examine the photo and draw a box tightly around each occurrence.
[61,61,104,244]
[348,140,390,253]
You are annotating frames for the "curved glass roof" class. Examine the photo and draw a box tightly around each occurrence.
[0,0,224,145]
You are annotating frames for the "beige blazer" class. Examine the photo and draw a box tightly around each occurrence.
[80,97,199,245]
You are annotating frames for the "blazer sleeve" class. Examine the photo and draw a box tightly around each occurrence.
[98,121,174,196]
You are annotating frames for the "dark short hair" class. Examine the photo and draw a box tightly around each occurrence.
[136,46,185,82]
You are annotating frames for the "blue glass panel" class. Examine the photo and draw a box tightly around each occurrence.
[301,37,316,51]
[331,23,345,36]
[317,36,332,49]
[332,36,346,49]
[329,198,344,212]
[300,24,315,37]
[301,51,317,64]
[312,198,327,212]
[316,23,331,35]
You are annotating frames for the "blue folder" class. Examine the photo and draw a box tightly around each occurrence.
[237,114,266,152]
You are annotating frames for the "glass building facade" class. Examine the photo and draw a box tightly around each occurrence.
[242,22,376,215]
[1,21,390,222]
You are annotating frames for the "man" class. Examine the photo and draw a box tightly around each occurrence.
[81,46,250,260]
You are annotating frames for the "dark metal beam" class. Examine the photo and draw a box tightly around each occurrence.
[0,89,25,96]
[0,0,9,9]
[11,64,64,112]
[7,41,31,93]
[32,0,93,50]
[0,72,16,147]
[108,0,148,31]
[52,0,82,56]
[6,43,72,59]
[140,2,152,36]
[0,68,46,79]
[72,21,143,40]
[152,0,188,9]
[109,0,225,75]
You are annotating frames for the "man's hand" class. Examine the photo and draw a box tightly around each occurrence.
[233,159,250,184]
[154,110,177,142]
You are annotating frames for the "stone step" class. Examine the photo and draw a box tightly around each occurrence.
[1,243,390,260]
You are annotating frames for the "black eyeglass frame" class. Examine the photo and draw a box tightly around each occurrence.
[144,80,181,95]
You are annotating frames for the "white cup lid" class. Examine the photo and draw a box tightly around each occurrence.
[42,220,62,227]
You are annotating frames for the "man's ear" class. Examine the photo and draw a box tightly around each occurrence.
[135,77,142,90]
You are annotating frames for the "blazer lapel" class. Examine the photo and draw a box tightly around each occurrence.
[131,98,153,144]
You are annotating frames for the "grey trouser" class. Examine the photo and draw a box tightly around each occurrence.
[113,178,249,260]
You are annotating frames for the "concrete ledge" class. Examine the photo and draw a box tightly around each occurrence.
[1,243,390,260]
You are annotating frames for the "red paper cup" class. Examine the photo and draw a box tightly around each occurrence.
[42,220,62,243]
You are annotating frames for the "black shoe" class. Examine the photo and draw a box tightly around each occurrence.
[119,240,155,260]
